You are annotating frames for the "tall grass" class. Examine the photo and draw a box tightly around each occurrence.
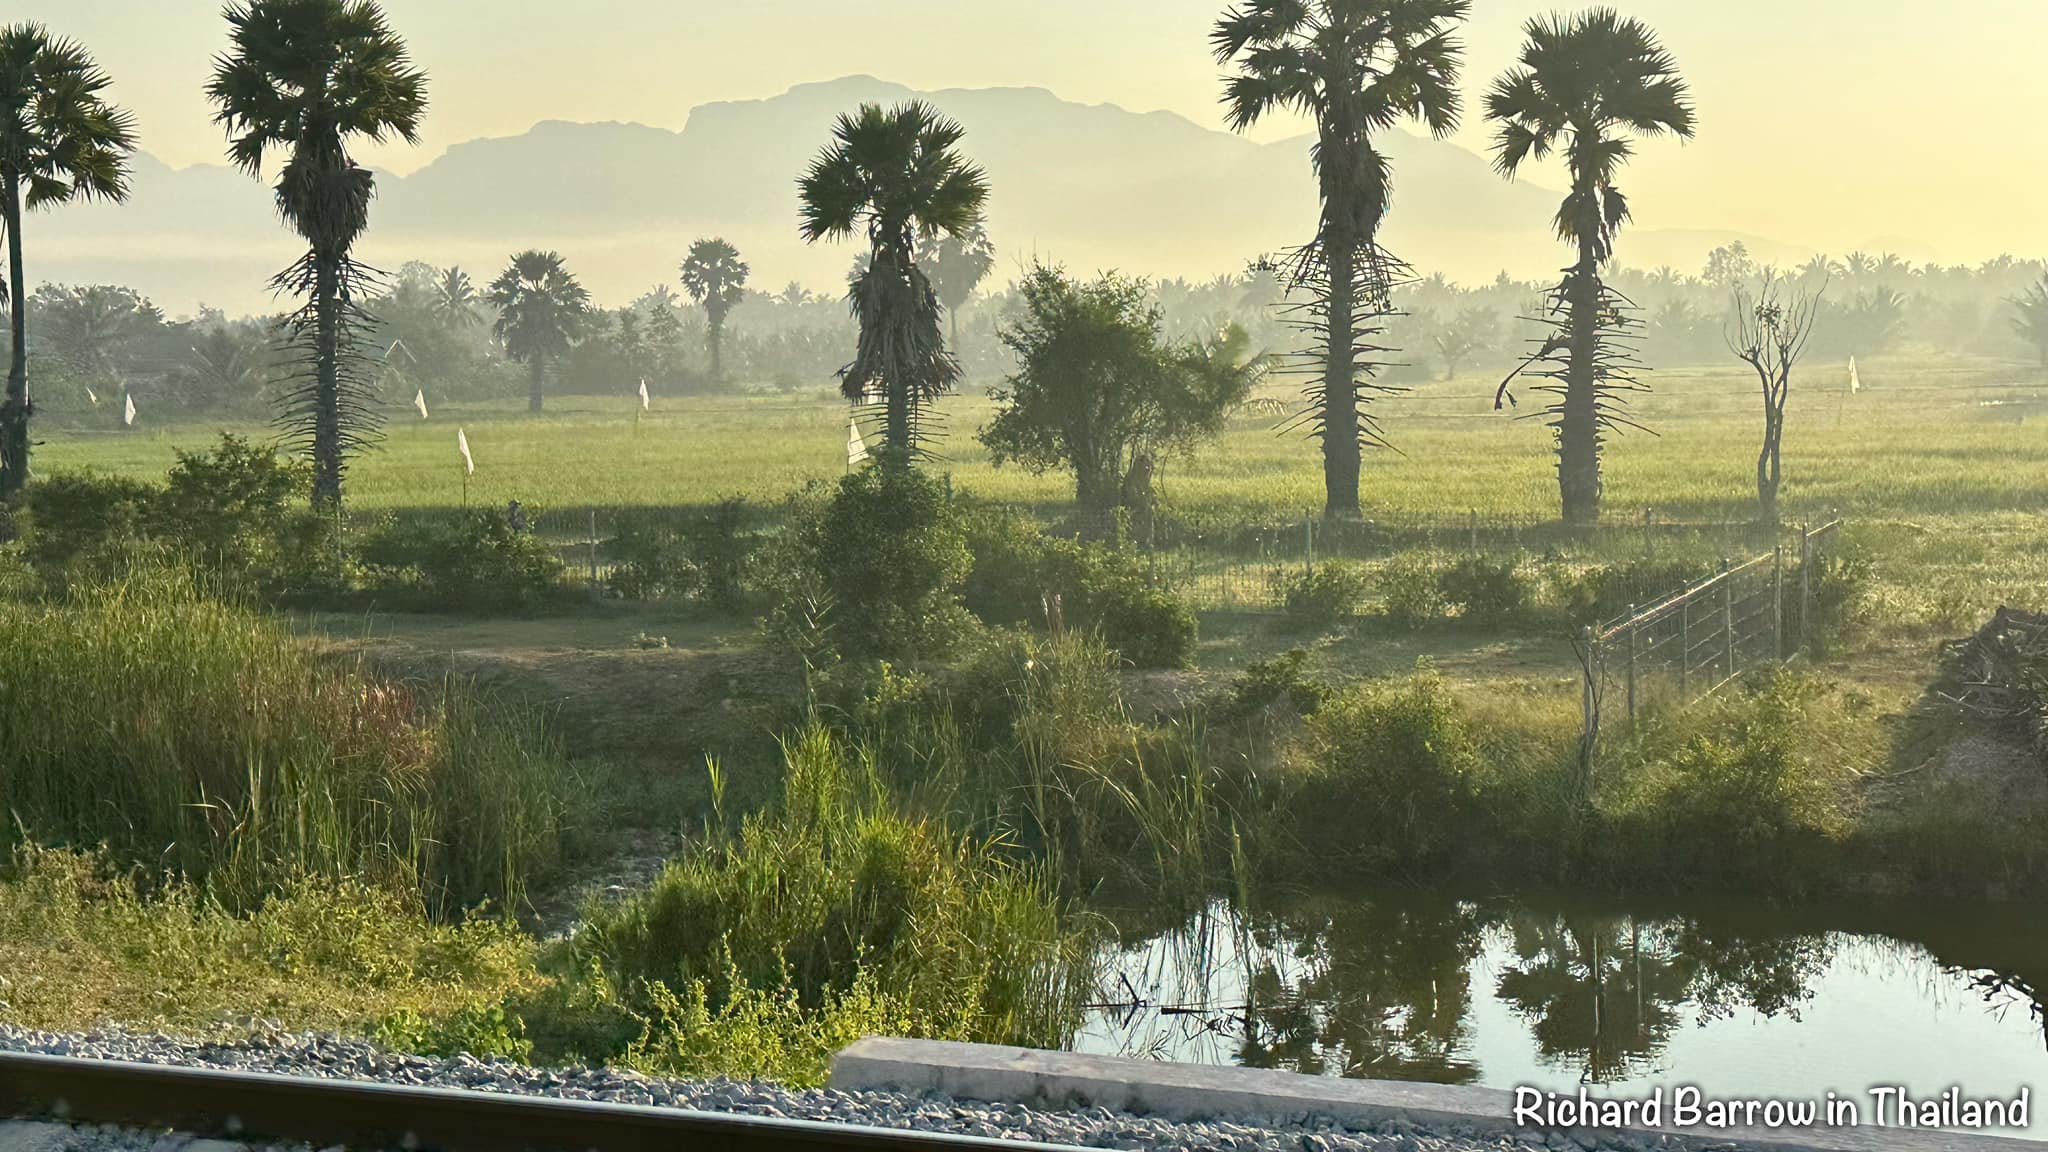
[574,722,1095,1071]
[0,567,580,913]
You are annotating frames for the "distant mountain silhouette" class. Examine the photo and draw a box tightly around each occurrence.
[33,75,1811,314]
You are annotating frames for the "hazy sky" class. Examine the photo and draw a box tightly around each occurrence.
[17,0,2048,264]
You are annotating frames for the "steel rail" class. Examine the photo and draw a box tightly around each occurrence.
[0,1051,1084,1152]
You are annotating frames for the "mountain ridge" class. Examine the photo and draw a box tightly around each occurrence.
[32,74,1812,314]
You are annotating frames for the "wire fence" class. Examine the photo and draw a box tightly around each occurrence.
[1576,518,1845,783]
[351,498,1836,616]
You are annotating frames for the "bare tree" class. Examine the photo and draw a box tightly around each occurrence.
[1727,274,1822,524]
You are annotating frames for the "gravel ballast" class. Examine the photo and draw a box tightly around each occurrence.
[1,1024,1687,1152]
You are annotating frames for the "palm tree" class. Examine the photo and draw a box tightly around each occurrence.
[433,265,480,330]
[2011,275,2048,369]
[1214,0,1470,520]
[799,100,988,456]
[678,237,748,383]
[208,0,427,508]
[1485,8,1693,524]
[0,23,136,497]
[488,250,589,413]
[914,220,996,346]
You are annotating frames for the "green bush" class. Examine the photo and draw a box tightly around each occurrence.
[1377,553,1446,628]
[1544,557,1715,627]
[1439,554,1529,626]
[1282,560,1372,626]
[1295,669,1478,872]
[681,497,758,610]
[959,508,1195,668]
[1223,648,1327,720]
[360,508,565,613]
[808,464,973,661]
[18,471,157,577]
[605,510,694,601]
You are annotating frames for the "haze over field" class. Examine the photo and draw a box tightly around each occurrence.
[12,0,2045,313]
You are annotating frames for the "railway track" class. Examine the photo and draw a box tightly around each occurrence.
[0,1051,1083,1152]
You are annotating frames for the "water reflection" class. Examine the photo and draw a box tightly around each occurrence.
[1078,891,2048,1110]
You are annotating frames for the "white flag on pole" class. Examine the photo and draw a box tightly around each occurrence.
[847,418,868,466]
[1848,357,1861,394]
[414,389,430,419]
[638,378,650,410]
[457,428,474,475]
[123,392,136,427]
[86,386,98,407]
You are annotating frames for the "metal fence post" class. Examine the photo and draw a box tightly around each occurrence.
[587,509,600,598]
[1624,606,1638,723]
[1799,522,1813,658]
[1643,507,1654,558]
[1469,509,1479,553]
[1720,558,1735,680]
[1679,598,1691,700]
[1304,516,1315,578]
[1772,544,1785,661]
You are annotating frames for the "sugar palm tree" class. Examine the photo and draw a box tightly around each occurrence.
[799,100,988,457]
[914,221,996,346]
[488,250,589,413]
[678,237,748,383]
[1485,8,1693,524]
[433,265,480,330]
[208,0,427,508]
[1214,0,1470,520]
[0,23,136,496]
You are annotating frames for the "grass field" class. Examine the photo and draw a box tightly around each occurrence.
[36,354,2048,524]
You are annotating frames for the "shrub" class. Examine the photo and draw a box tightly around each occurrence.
[1282,560,1372,626]
[1223,648,1327,720]
[1544,557,1715,627]
[680,497,758,610]
[18,471,157,577]
[605,510,694,600]
[1377,553,1445,628]
[960,508,1195,668]
[360,508,565,613]
[1439,554,1529,626]
[811,464,973,661]
[1295,668,1478,872]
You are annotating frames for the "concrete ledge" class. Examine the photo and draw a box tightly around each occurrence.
[830,1038,2040,1152]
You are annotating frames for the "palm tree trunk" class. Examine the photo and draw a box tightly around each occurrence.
[1,176,30,499]
[885,372,910,455]
[709,318,723,383]
[1559,233,1603,526]
[528,357,545,413]
[1322,232,1361,520]
[311,253,344,508]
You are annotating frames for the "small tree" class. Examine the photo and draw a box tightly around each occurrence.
[679,237,748,383]
[1727,275,1821,524]
[980,264,1262,515]
[2009,274,2048,369]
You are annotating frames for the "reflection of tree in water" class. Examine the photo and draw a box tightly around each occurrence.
[1494,914,1834,1083]
[1237,898,1485,1083]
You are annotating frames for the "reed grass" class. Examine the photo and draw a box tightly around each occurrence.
[0,566,582,914]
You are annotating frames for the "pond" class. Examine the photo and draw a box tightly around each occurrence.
[1077,892,2046,1138]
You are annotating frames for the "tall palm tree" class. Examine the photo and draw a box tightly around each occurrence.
[914,221,996,346]
[1485,8,1693,524]
[488,250,589,413]
[799,100,988,456]
[1214,0,1470,520]
[678,237,748,383]
[0,23,135,497]
[208,0,427,508]
[433,265,480,330]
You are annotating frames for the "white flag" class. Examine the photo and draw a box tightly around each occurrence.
[457,428,474,475]
[123,392,136,427]
[414,389,429,419]
[847,418,868,466]
[1848,357,1861,394]
[86,386,98,407]
[638,378,650,410]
